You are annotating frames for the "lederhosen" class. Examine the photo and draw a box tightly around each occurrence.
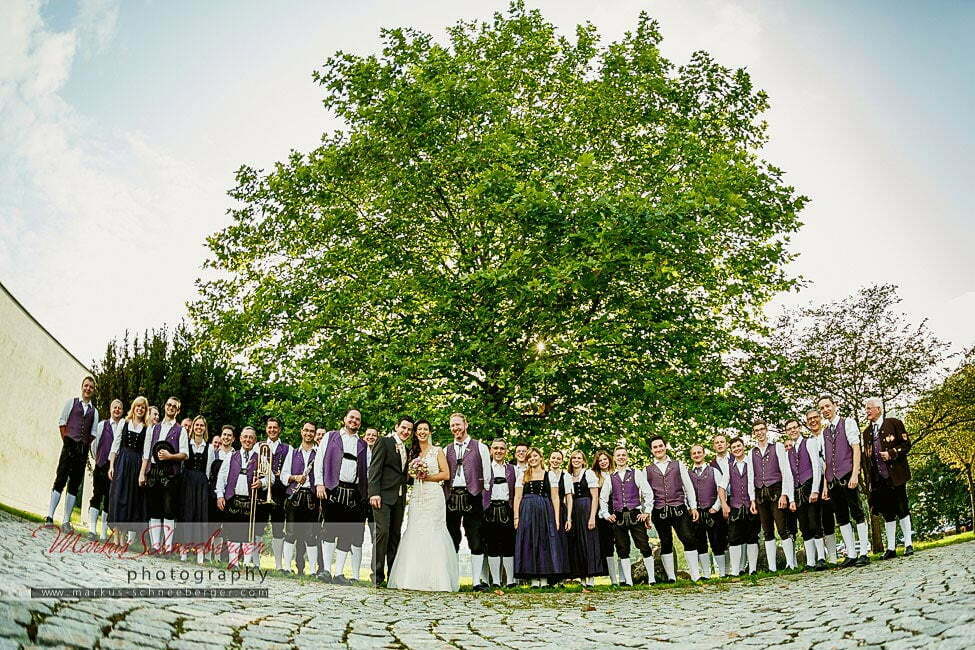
[321,451,366,551]
[752,445,791,541]
[483,475,515,558]
[727,462,760,546]
[284,449,320,547]
[647,463,696,555]
[54,398,95,497]
[790,439,823,542]
[609,470,652,558]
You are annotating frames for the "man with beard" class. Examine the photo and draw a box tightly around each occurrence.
[314,409,369,583]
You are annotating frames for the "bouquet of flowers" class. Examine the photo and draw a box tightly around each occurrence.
[407,457,429,481]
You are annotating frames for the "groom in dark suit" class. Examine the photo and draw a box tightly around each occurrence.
[368,416,414,586]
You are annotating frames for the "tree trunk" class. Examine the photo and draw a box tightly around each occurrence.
[870,514,884,552]
[966,464,975,532]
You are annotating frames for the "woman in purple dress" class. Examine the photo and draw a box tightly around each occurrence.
[513,448,566,587]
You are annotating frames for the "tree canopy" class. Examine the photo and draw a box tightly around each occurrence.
[192,2,807,451]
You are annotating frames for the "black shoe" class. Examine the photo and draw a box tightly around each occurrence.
[331,575,350,585]
[60,522,73,533]
[855,555,869,567]
[87,532,98,541]
[882,550,897,560]
[472,583,489,592]
[44,516,54,525]
[814,559,827,571]
[505,583,517,589]
[318,571,332,583]
[904,545,914,556]
[839,557,857,568]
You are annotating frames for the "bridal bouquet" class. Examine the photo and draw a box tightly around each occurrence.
[407,458,429,481]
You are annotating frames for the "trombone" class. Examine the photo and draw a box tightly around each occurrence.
[247,442,274,542]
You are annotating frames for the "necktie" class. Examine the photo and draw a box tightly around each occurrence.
[396,442,406,468]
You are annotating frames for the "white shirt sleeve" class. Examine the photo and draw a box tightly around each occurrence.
[110,425,123,456]
[313,438,326,486]
[585,469,598,487]
[178,429,189,456]
[58,399,73,426]
[89,408,99,439]
[480,441,492,491]
[598,476,612,519]
[808,437,823,494]
[280,449,294,486]
[91,421,104,458]
[635,469,655,512]
[216,453,232,497]
[561,472,573,495]
[775,443,794,504]
[142,426,154,461]
[678,462,698,509]
[747,462,756,502]
[844,417,861,446]
[515,472,525,488]
[715,466,729,491]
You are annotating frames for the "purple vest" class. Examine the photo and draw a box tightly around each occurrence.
[445,439,486,496]
[321,430,368,494]
[689,465,718,509]
[646,461,686,509]
[751,444,782,488]
[870,429,890,479]
[824,418,854,481]
[64,399,96,444]
[482,463,517,509]
[610,470,641,512]
[150,423,184,473]
[285,448,317,496]
[94,420,116,467]
[728,461,751,509]
[788,439,814,485]
[269,441,290,474]
[223,449,258,500]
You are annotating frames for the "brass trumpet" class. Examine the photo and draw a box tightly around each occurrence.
[247,443,274,541]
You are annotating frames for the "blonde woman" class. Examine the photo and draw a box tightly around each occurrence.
[108,396,150,544]
[567,450,606,586]
[177,415,211,563]
[513,448,566,587]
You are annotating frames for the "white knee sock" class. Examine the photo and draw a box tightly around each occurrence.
[620,558,633,585]
[148,519,162,550]
[684,550,700,581]
[88,507,99,532]
[271,538,284,570]
[126,530,136,545]
[502,557,515,586]
[283,541,295,572]
[814,537,825,561]
[350,545,363,580]
[488,557,502,585]
[804,541,816,566]
[855,522,870,556]
[305,545,318,574]
[162,519,175,552]
[470,554,485,586]
[661,553,676,580]
[320,540,336,575]
[606,556,619,585]
[62,493,76,525]
[699,552,711,578]
[824,533,837,562]
[899,516,913,547]
[227,542,240,567]
[838,524,855,559]
[764,540,778,571]
[885,521,897,550]
[643,556,655,584]
[714,553,726,577]
[100,512,109,540]
[782,538,796,569]
[196,549,204,564]
[334,549,348,578]
[250,542,261,566]
[729,545,742,575]
[180,551,188,561]
[48,490,61,519]
[746,543,759,573]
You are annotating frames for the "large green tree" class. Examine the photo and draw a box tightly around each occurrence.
[193,3,806,450]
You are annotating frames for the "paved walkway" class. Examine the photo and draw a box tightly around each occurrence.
[0,512,972,649]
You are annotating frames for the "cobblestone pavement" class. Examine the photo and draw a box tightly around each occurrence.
[0,512,972,649]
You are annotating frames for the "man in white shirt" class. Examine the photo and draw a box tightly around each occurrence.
[783,418,826,570]
[280,420,320,575]
[139,396,189,553]
[217,427,266,568]
[443,413,492,591]
[725,437,760,575]
[817,396,869,567]
[257,417,291,571]
[805,409,838,563]
[689,444,729,578]
[483,439,518,588]
[48,376,99,531]
[368,416,413,586]
[749,420,796,571]
[646,435,701,582]
[88,399,123,541]
[598,447,655,585]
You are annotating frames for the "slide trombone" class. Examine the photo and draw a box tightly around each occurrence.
[247,442,274,542]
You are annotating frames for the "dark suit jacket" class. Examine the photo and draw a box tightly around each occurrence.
[861,417,912,488]
[368,436,408,505]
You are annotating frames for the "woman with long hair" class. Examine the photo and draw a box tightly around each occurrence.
[546,450,572,585]
[177,415,211,563]
[591,450,619,585]
[107,396,149,544]
[513,448,566,587]
[567,450,606,586]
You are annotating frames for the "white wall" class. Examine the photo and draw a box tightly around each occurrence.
[0,282,91,515]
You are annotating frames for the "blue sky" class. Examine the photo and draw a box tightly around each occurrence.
[2,0,973,363]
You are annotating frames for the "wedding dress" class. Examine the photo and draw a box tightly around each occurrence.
[387,446,460,591]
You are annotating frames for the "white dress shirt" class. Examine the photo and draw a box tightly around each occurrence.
[795,436,824,494]
[59,398,99,437]
[752,442,795,503]
[692,463,727,511]
[92,418,124,458]
[339,429,360,483]
[216,448,265,497]
[598,467,655,519]
[827,415,861,447]
[281,446,316,486]
[490,461,511,501]
[142,419,190,462]
[649,458,698,510]
[450,436,491,490]
[712,453,730,477]
[547,470,573,498]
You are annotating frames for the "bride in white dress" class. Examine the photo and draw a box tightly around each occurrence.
[387,420,460,592]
